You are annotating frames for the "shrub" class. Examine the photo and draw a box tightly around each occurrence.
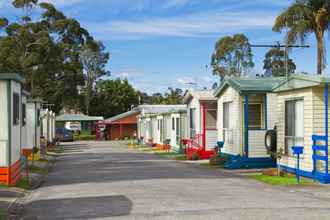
[74,135,96,141]
[191,152,200,160]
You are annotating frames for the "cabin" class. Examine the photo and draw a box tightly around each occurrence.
[183,90,218,159]
[97,109,139,140]
[24,98,42,159]
[273,74,330,183]
[152,106,187,151]
[0,73,25,185]
[137,105,187,147]
[214,76,283,168]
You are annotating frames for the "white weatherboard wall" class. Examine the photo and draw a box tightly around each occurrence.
[275,86,330,173]
[217,86,242,156]
[276,87,313,172]
[187,97,201,138]
[152,116,158,144]
[0,81,8,167]
[11,81,21,165]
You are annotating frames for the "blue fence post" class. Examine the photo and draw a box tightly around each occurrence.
[325,84,329,176]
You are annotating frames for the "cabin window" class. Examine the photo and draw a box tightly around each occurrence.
[13,93,20,125]
[37,109,41,126]
[247,103,263,129]
[223,102,232,129]
[172,117,175,130]
[223,102,233,144]
[285,99,304,155]
[205,102,217,130]
[22,103,26,126]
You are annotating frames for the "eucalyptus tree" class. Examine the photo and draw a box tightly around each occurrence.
[211,33,254,78]
[273,0,330,74]
[263,48,296,77]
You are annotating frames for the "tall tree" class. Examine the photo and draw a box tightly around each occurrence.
[263,48,296,77]
[163,88,183,104]
[79,41,110,114]
[211,33,254,78]
[89,79,139,118]
[273,0,330,75]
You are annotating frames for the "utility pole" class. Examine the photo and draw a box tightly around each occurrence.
[250,42,310,79]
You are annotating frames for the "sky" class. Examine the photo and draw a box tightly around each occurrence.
[0,0,328,94]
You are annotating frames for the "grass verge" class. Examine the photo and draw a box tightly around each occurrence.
[250,173,314,186]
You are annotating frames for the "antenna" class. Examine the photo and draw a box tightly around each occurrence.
[250,41,310,79]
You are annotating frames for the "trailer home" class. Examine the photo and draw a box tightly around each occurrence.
[183,90,217,159]
[214,76,283,168]
[273,74,330,183]
[0,74,25,185]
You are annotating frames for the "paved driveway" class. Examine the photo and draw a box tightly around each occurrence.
[22,141,330,220]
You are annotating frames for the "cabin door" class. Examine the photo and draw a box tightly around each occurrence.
[203,102,218,150]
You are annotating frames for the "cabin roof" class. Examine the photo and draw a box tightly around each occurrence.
[0,73,26,84]
[56,114,104,122]
[214,76,285,96]
[183,90,216,103]
[137,104,186,115]
[104,109,140,123]
[272,74,330,92]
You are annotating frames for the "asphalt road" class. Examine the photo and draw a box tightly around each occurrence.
[21,141,330,220]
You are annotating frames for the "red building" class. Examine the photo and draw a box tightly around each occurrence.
[97,110,139,140]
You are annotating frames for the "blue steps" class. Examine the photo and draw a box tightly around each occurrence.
[224,155,276,169]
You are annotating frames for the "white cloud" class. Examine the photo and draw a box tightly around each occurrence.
[88,9,276,40]
[115,68,142,79]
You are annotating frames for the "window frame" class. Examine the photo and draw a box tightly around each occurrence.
[13,93,20,126]
[244,102,264,130]
[22,103,26,126]
[284,98,304,156]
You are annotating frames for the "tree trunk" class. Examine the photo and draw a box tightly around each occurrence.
[316,31,325,75]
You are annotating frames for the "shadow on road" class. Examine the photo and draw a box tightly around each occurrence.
[23,195,132,219]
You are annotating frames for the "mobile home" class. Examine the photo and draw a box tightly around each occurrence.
[0,73,24,185]
[183,90,218,159]
[215,76,283,168]
[273,74,330,183]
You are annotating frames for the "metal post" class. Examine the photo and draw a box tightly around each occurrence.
[297,153,300,183]
[244,95,249,158]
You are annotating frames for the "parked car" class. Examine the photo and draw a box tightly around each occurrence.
[56,128,74,142]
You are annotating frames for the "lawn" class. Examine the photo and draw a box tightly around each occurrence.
[0,177,31,190]
[133,145,186,160]
[250,173,314,186]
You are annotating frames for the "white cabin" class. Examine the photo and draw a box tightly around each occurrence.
[214,76,283,169]
[0,74,25,185]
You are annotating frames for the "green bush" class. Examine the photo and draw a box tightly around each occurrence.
[74,135,96,141]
